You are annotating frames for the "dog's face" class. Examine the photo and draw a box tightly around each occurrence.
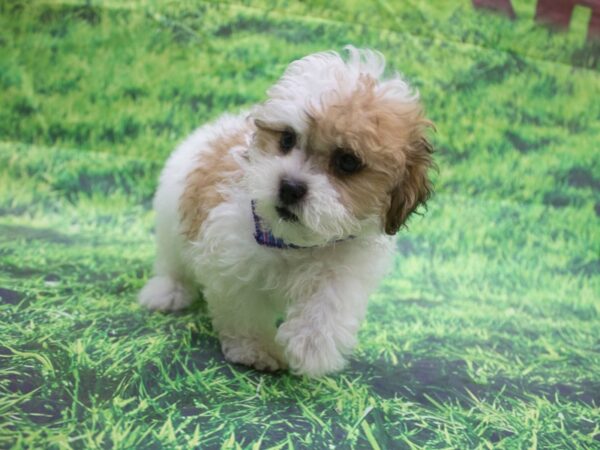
[246,48,433,247]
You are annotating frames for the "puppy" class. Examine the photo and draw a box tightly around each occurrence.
[139,46,434,377]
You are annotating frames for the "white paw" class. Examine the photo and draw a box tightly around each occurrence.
[138,276,194,312]
[221,337,283,372]
[276,320,348,377]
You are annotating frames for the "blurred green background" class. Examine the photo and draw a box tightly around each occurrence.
[1,0,599,448]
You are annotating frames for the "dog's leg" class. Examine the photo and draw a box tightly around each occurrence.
[220,335,283,372]
[138,275,195,312]
[139,188,196,312]
[204,287,286,371]
[276,277,369,377]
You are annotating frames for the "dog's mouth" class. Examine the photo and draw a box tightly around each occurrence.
[275,206,299,222]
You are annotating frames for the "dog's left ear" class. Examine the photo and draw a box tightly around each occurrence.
[385,135,434,235]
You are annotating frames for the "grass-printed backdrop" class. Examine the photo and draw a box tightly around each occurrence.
[1,0,599,448]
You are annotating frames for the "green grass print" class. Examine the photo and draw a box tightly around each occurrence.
[1,0,599,448]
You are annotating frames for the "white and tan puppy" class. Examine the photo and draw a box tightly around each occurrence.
[139,47,434,377]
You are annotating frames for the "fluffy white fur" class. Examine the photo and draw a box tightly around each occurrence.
[139,47,419,377]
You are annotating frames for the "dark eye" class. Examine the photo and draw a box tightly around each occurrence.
[279,130,296,153]
[333,150,363,175]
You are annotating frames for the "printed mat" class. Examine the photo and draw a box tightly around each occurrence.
[1,1,599,448]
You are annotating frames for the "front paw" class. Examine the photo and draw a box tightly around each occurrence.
[276,320,347,377]
[221,337,283,372]
[138,276,194,312]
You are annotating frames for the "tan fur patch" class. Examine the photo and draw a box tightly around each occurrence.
[307,75,434,233]
[179,127,248,239]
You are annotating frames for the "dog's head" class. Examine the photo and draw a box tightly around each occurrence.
[246,47,434,247]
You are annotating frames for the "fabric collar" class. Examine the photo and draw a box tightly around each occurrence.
[251,200,351,250]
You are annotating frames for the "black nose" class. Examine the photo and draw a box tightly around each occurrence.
[279,177,308,205]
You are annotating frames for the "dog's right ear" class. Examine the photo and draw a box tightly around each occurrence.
[384,136,434,235]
